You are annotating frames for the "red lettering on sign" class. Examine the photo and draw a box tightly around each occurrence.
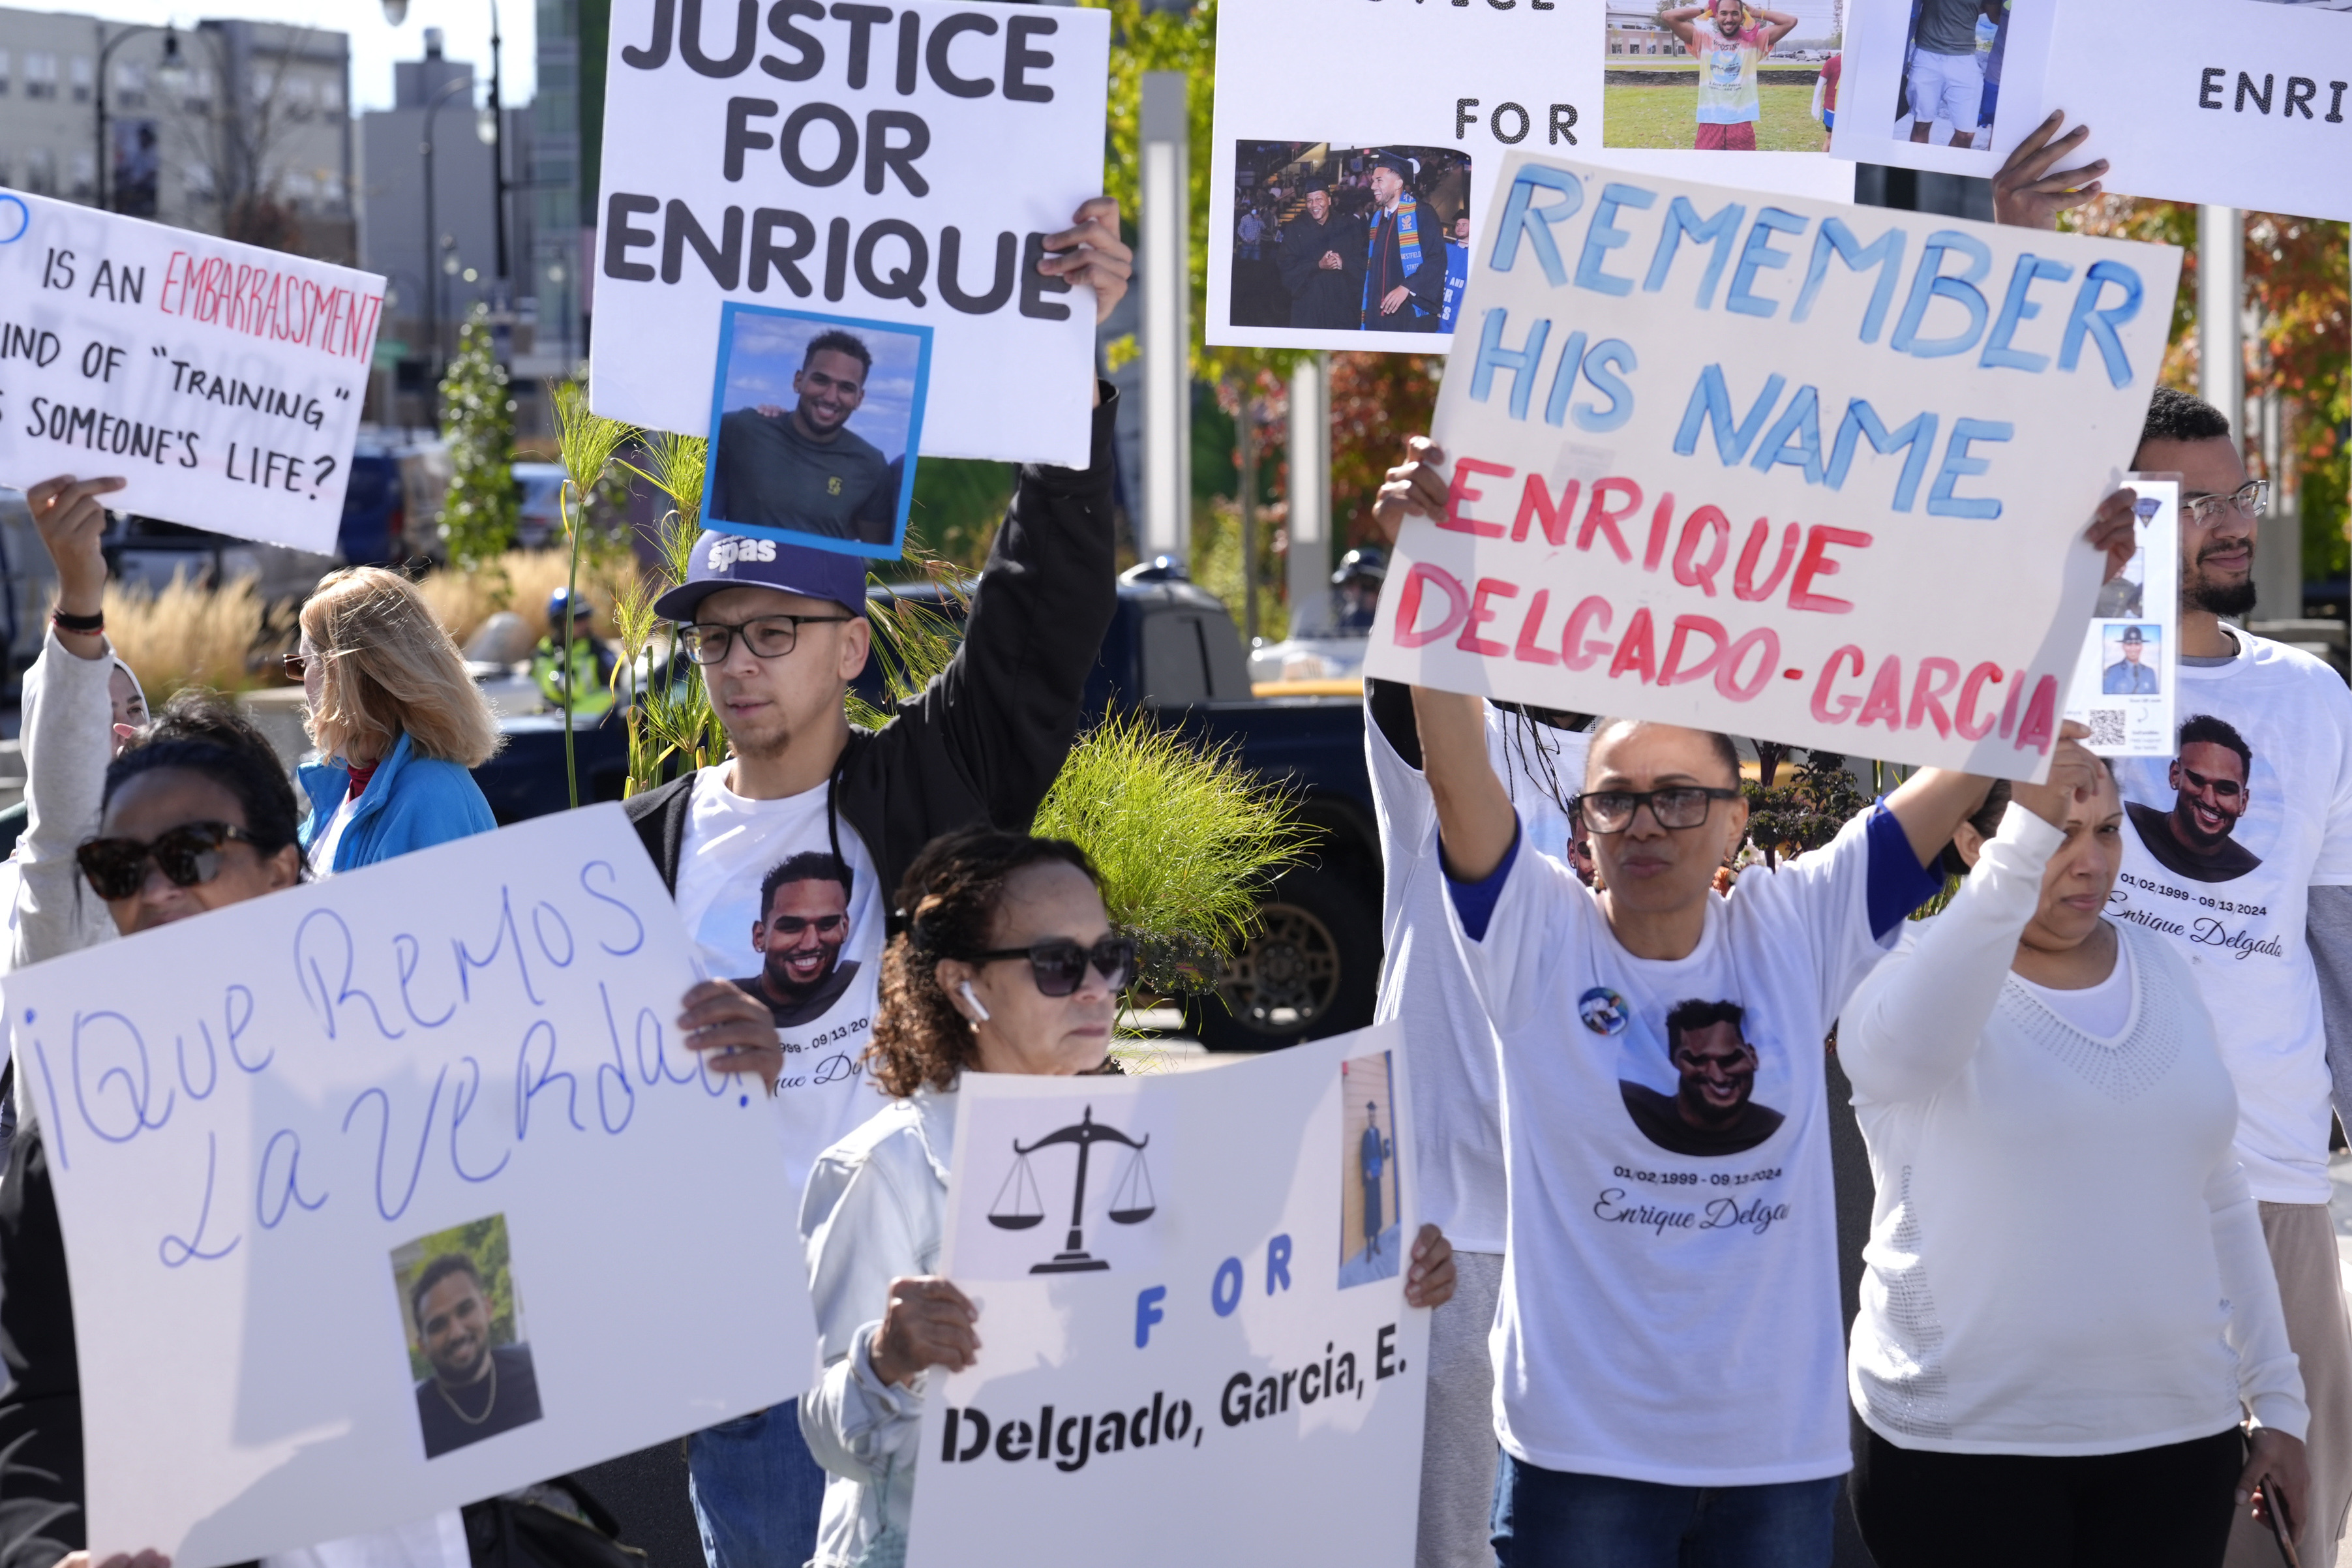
[1394,563,1471,648]
[1734,519,1800,603]
[1459,577,1519,657]
[1813,645,1865,723]
[1561,596,1615,671]
[1514,475,1578,546]
[1857,655,1905,731]
[1579,478,1642,564]
[1674,506,1732,598]
[1609,607,1658,683]
[1643,492,1674,573]
[1955,663,2004,741]
[1788,525,1873,614]
[1442,459,1514,537]
[1513,589,1560,666]
[1908,657,1961,738]
[1717,628,1779,702]
[2015,675,2059,755]
[1659,615,1727,687]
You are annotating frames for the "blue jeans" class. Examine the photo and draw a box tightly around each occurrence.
[1491,1452,1839,1568]
[687,1398,829,1568]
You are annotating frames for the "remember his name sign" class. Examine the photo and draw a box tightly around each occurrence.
[905,1025,1429,1568]
[590,0,1109,468]
[10,807,817,1567]
[0,191,381,552]
[1363,153,2182,779]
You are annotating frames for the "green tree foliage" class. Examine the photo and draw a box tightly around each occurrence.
[436,305,522,571]
[615,431,731,793]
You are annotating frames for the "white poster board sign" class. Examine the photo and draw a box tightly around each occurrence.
[1208,0,1856,351]
[905,1025,1429,1567]
[0,191,380,552]
[1833,0,2352,220]
[2064,474,2179,757]
[10,807,817,1567]
[1361,152,2182,779]
[590,0,1109,467]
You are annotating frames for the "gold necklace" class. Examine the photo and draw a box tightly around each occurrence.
[436,1354,499,1426]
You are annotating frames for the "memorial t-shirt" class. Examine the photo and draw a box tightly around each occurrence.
[2111,629,2352,1204]
[1452,809,1899,1485]
[1368,702,1584,1256]
[671,766,889,1194]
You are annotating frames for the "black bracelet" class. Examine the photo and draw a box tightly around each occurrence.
[51,607,104,635]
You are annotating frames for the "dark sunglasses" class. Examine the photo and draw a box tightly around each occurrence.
[77,821,258,901]
[281,653,309,679]
[969,936,1136,997]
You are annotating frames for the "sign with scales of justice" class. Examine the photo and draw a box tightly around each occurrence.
[988,1105,1156,1273]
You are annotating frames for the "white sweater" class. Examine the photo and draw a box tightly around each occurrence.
[1842,805,2307,1455]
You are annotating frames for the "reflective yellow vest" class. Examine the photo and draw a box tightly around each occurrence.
[532,638,614,717]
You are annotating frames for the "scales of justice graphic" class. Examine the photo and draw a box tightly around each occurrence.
[989,1105,1157,1273]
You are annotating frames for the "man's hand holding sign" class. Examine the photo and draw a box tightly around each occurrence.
[1361,152,2179,781]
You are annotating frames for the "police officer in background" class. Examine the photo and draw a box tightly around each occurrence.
[532,588,618,719]
[1275,176,1366,330]
[1334,547,1387,632]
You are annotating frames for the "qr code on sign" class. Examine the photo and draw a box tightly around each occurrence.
[2087,709,2127,747]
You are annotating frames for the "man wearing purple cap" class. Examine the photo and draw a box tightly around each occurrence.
[621,197,1131,1568]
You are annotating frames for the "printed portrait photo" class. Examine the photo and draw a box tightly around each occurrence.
[1618,999,1785,1157]
[2093,543,2147,619]
[1339,1049,1403,1289]
[1886,0,2015,152]
[2124,714,2266,884]
[1226,142,1471,336]
[391,1214,543,1460]
[702,304,931,559]
[1605,1,1842,151]
[2100,624,2163,697]
[729,851,862,1028]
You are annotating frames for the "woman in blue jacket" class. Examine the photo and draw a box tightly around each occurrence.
[292,565,500,873]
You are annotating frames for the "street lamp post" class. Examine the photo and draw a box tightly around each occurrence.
[421,72,470,430]
[94,25,186,213]
[487,0,509,285]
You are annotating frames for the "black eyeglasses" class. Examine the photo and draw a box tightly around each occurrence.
[678,614,852,665]
[2181,479,2270,528]
[1571,786,1743,835]
[967,937,1136,997]
[77,821,258,901]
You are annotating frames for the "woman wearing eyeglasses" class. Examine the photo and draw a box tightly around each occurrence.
[795,826,1460,1566]
[289,566,499,876]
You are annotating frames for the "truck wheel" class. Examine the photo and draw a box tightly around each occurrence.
[1188,864,1378,1052]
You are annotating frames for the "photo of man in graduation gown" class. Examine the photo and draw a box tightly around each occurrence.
[1361,150,1446,333]
[709,329,899,546]
[1275,177,1365,330]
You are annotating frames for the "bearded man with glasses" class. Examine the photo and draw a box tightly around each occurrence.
[616,198,1132,1568]
[2098,383,2352,1568]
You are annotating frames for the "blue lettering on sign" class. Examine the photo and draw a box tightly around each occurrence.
[1792,218,1905,342]
[1574,183,1655,297]
[1980,255,2074,372]
[1486,166,1584,286]
[1725,207,1807,319]
[1890,230,1995,359]
[1828,400,1940,512]
[2058,261,2143,388]
[1674,365,1787,465]
[1641,196,1745,308]
[1136,1284,1168,1348]
[1211,1256,1244,1317]
[1927,419,2015,519]
[295,909,406,1042]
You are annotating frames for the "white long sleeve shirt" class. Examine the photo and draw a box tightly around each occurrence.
[1842,805,2307,1454]
[798,1085,954,1568]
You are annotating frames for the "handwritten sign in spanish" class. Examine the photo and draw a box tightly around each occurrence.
[0,190,381,552]
[1363,153,2181,779]
[904,1025,1428,1567]
[10,807,816,1568]
[590,0,1109,468]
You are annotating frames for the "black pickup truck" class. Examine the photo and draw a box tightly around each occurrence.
[469,562,1381,1052]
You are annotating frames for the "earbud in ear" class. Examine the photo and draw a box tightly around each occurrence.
[958,980,991,1023]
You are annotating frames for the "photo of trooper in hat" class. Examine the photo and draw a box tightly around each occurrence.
[2102,624,2162,695]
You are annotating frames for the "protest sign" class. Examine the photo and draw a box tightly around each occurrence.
[2064,474,2178,757]
[0,190,380,552]
[1833,0,2352,219]
[905,1024,1429,1568]
[10,806,816,1567]
[701,303,931,558]
[1208,0,1854,351]
[590,0,1109,468]
[1361,152,2182,779]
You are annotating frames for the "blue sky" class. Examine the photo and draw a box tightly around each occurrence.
[719,312,926,464]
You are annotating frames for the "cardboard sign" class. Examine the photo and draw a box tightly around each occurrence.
[1834,0,2352,219]
[701,303,931,558]
[10,807,816,1567]
[590,0,1109,468]
[1361,153,2182,779]
[905,1025,1430,1568]
[0,191,380,552]
[2064,474,2179,757]
[1208,0,1854,350]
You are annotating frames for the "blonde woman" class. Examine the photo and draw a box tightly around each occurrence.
[291,567,500,874]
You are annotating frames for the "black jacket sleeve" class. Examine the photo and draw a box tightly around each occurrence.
[1366,678,1422,772]
[845,385,1121,900]
[0,1127,85,1568]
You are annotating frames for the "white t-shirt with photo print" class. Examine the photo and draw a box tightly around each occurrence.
[2112,628,2352,1205]
[672,766,890,1194]
[1452,810,1894,1486]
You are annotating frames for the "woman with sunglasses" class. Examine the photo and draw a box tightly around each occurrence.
[1841,735,2308,1567]
[795,826,1460,1565]
[290,567,498,875]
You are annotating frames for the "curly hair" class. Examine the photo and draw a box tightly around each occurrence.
[865,828,1100,1099]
